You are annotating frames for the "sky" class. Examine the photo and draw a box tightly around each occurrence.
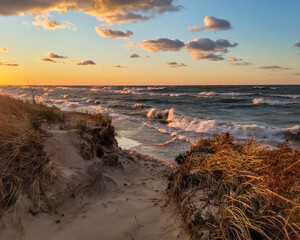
[0,0,300,85]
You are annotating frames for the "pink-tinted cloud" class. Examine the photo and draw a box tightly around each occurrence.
[165,62,186,67]
[0,48,8,52]
[0,0,181,25]
[258,65,292,71]
[186,38,237,61]
[189,16,232,32]
[0,61,19,66]
[227,57,251,66]
[76,60,96,65]
[32,16,76,30]
[95,27,133,39]
[46,52,68,58]
[139,38,185,53]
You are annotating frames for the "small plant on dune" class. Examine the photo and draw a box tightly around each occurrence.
[76,119,87,132]
[168,133,300,240]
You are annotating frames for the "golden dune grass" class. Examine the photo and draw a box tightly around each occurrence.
[169,133,300,240]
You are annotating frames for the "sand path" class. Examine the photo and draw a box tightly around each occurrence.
[1,130,189,240]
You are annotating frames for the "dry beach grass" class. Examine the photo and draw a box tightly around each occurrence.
[168,133,300,239]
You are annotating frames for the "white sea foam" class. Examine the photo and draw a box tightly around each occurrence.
[272,94,300,99]
[133,103,146,109]
[146,108,175,121]
[199,91,254,98]
[147,87,165,90]
[145,108,300,144]
[252,98,295,106]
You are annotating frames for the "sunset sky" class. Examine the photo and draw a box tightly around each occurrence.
[0,0,300,85]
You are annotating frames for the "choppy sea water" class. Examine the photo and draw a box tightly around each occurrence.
[1,85,299,161]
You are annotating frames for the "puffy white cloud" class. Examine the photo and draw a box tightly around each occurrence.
[95,27,133,39]
[165,62,186,67]
[139,38,185,53]
[189,16,232,32]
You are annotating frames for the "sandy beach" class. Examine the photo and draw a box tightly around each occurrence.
[0,127,189,240]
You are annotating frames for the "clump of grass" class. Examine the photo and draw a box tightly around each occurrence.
[0,95,61,214]
[168,133,300,240]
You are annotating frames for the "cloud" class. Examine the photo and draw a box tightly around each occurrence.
[227,56,251,66]
[95,27,133,39]
[130,53,140,58]
[186,38,237,61]
[40,57,61,63]
[186,38,237,53]
[227,57,242,62]
[31,15,76,30]
[112,65,126,68]
[295,42,300,48]
[40,52,67,63]
[0,48,8,52]
[76,60,96,65]
[0,0,181,25]
[189,16,232,32]
[0,62,19,66]
[46,52,68,58]
[230,62,251,66]
[144,55,149,58]
[258,65,292,71]
[139,38,185,53]
[192,53,224,61]
[165,62,186,67]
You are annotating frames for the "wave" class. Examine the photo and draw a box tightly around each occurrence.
[253,86,266,90]
[271,94,300,99]
[147,87,165,91]
[144,108,300,144]
[146,108,174,122]
[252,98,295,106]
[133,103,146,109]
[199,91,255,98]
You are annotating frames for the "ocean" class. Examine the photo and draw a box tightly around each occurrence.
[1,85,299,161]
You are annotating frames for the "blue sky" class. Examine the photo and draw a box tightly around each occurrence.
[0,0,299,85]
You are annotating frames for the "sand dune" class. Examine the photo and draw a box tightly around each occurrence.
[0,128,189,240]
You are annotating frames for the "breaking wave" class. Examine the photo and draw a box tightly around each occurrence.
[252,98,295,106]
